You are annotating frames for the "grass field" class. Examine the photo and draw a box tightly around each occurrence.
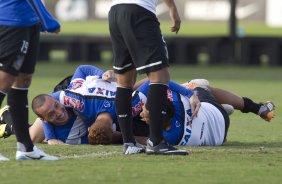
[0,62,281,184]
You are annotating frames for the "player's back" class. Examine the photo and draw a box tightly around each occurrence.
[62,76,117,126]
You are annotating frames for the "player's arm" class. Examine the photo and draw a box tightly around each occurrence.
[163,0,181,33]
[47,139,65,145]
[71,65,105,80]
[26,0,60,33]
[169,81,194,97]
[42,121,65,145]
[169,81,201,118]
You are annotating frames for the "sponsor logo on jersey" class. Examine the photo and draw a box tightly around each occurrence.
[175,121,181,127]
[167,89,173,101]
[179,109,193,146]
[103,101,111,108]
[70,80,84,90]
[88,87,116,97]
[63,96,84,112]
[132,99,144,117]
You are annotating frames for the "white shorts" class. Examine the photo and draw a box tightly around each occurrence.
[186,102,225,146]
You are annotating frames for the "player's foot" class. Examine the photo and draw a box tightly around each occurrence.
[146,139,188,156]
[0,124,12,139]
[16,146,58,160]
[123,143,145,155]
[0,154,9,161]
[258,101,275,122]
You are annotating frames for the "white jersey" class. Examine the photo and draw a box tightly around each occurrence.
[111,0,158,14]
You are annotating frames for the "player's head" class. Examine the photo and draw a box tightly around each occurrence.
[88,119,113,145]
[32,94,70,125]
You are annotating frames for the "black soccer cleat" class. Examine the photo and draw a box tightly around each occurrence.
[146,139,189,156]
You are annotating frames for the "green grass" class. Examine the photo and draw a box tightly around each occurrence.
[1,62,282,184]
[56,20,282,36]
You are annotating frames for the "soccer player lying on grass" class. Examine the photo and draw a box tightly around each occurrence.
[0,66,275,147]
[135,79,275,146]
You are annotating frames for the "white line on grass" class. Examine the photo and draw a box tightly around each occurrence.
[59,151,121,159]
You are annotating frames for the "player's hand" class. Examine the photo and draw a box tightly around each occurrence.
[52,28,61,34]
[47,139,66,145]
[168,7,181,34]
[102,70,117,82]
[140,105,150,124]
[189,94,201,118]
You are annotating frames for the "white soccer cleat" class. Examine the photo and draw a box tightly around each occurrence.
[0,154,9,161]
[16,146,58,160]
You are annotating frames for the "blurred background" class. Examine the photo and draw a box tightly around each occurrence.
[40,0,282,66]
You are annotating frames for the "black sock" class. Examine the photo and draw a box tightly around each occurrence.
[0,91,6,107]
[115,87,135,144]
[241,97,262,114]
[7,88,33,152]
[146,83,168,146]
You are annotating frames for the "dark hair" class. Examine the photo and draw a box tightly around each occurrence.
[53,75,73,92]
[31,94,49,117]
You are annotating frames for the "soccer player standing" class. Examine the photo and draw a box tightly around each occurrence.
[108,0,194,155]
[0,0,59,161]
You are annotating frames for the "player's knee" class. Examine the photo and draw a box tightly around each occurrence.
[148,67,170,84]
[182,79,210,90]
[14,73,33,88]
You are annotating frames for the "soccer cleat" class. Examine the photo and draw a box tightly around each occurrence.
[123,143,145,155]
[259,101,275,122]
[0,154,9,161]
[0,105,9,124]
[146,139,188,156]
[0,124,12,139]
[16,146,59,160]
